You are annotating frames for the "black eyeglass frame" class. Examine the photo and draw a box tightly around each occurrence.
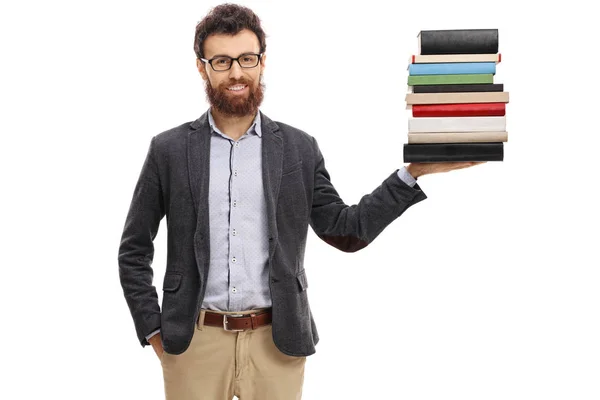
[199,53,264,71]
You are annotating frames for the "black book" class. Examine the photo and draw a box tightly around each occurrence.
[403,143,504,162]
[412,83,504,94]
[418,29,499,55]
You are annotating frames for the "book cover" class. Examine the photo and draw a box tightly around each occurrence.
[403,143,504,162]
[405,91,509,105]
[417,29,499,55]
[407,73,493,86]
[412,83,504,93]
[408,116,506,133]
[411,102,506,117]
[408,62,496,76]
[407,131,508,143]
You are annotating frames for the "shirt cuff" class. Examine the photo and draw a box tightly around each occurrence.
[145,329,161,342]
[397,166,417,187]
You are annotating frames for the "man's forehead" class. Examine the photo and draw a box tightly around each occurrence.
[204,30,260,58]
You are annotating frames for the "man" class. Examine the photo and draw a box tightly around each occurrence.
[118,3,483,399]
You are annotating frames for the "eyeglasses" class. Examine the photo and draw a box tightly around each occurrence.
[200,53,263,71]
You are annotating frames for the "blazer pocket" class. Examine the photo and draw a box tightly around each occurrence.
[296,269,308,292]
[162,273,182,292]
[281,160,303,177]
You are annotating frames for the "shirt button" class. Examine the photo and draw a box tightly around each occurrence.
[232,229,237,236]
[232,287,237,293]
[235,142,240,147]
[232,257,236,263]
[233,200,237,207]
[234,170,238,177]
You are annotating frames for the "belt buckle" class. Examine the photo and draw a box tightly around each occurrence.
[223,314,244,332]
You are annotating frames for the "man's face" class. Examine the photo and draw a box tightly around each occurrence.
[197,29,266,117]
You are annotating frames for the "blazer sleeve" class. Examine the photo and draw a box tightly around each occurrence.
[309,136,427,252]
[117,136,165,347]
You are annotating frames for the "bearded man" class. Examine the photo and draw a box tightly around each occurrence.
[118,3,482,399]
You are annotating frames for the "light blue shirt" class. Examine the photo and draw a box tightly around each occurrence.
[202,109,271,312]
[146,109,416,341]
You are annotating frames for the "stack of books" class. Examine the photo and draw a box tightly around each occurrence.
[403,28,509,162]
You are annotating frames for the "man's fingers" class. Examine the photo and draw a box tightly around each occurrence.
[455,162,479,169]
[449,161,486,171]
[428,161,486,174]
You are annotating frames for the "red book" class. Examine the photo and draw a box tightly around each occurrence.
[412,102,506,117]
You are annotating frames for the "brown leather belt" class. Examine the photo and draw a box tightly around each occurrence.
[203,308,272,331]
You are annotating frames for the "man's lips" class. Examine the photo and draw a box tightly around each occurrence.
[226,84,248,93]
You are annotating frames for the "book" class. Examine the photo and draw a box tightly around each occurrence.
[406,91,509,105]
[403,143,504,162]
[417,29,499,55]
[409,53,501,64]
[408,62,496,76]
[412,83,504,93]
[408,73,493,86]
[411,102,506,117]
[408,131,508,144]
[405,91,509,105]
[408,116,506,133]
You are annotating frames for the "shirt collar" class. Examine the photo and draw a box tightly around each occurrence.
[207,108,262,138]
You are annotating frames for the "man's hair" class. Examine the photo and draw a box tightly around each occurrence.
[193,3,267,60]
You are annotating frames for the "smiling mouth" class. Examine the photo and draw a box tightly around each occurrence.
[227,84,248,92]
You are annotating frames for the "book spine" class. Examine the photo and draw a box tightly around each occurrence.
[407,131,508,143]
[419,29,499,55]
[407,74,493,85]
[408,62,496,76]
[412,103,505,117]
[412,83,504,93]
[410,53,501,63]
[403,143,504,162]
[405,91,509,105]
[408,116,506,132]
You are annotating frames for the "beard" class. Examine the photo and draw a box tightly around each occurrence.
[205,75,265,117]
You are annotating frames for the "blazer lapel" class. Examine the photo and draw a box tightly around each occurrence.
[259,111,283,252]
[188,111,211,279]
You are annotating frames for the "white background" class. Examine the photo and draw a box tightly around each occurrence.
[1,0,599,399]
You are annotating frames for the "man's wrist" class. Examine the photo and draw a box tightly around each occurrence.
[406,164,422,179]
[146,328,161,342]
[148,333,161,346]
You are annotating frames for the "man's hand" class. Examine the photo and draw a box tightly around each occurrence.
[148,333,164,360]
[407,161,486,179]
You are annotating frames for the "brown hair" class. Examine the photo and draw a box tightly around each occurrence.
[193,3,267,60]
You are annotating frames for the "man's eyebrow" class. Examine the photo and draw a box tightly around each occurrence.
[208,51,258,58]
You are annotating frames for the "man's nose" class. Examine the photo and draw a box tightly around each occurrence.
[228,60,244,79]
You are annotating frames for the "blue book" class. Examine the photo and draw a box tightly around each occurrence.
[409,62,496,76]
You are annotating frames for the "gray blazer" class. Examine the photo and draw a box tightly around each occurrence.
[118,110,427,357]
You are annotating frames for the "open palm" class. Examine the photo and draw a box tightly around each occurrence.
[407,161,486,178]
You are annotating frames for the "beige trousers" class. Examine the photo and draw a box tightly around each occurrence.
[161,308,307,400]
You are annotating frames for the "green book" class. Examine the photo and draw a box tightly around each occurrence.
[408,74,493,85]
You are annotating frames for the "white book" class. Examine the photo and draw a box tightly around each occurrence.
[409,53,501,64]
[408,116,506,133]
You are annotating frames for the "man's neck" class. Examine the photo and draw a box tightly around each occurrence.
[210,107,257,141]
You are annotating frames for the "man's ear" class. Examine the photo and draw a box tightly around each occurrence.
[196,58,208,81]
[260,53,267,70]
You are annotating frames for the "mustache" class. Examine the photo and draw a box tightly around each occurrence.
[221,79,250,87]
